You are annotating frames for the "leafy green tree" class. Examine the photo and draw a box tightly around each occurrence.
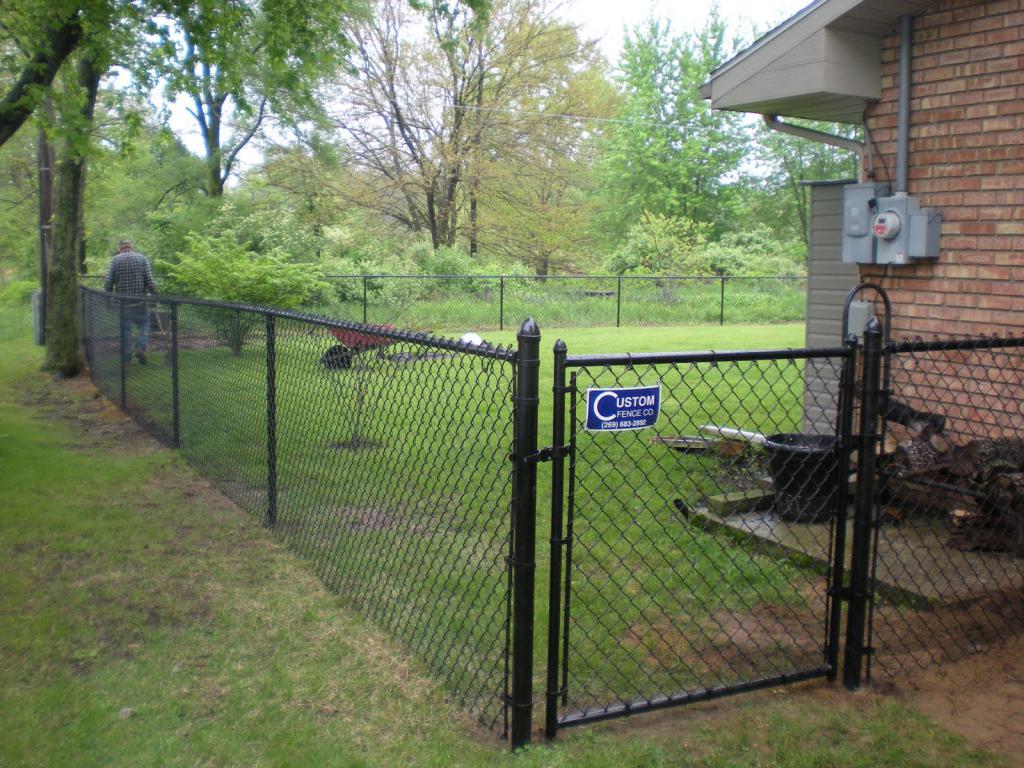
[149,0,362,196]
[157,225,329,353]
[744,119,861,247]
[594,11,747,242]
[605,212,710,275]
[0,2,84,147]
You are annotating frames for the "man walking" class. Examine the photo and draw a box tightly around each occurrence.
[105,239,157,364]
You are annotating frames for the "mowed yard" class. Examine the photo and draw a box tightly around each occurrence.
[0,312,1012,767]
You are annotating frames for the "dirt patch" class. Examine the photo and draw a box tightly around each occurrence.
[18,369,160,454]
[890,634,1024,763]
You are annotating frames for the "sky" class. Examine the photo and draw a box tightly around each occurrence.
[564,0,811,62]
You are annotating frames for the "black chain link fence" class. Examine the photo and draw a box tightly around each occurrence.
[77,282,1024,744]
[79,286,522,734]
[546,344,855,730]
[864,334,1024,679]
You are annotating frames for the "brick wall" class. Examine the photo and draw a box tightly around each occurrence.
[861,0,1024,338]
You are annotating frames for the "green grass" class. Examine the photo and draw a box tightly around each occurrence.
[0,318,1009,766]
[81,307,839,726]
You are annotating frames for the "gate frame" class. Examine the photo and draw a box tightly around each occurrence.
[544,342,860,737]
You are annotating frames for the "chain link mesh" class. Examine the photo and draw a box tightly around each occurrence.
[555,349,848,723]
[79,286,518,732]
[866,335,1024,679]
[318,275,806,332]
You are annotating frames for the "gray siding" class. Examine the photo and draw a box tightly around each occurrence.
[804,183,859,433]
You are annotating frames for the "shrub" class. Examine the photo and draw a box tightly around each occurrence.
[157,231,328,354]
[606,213,712,275]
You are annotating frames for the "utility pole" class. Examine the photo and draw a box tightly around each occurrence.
[37,100,55,345]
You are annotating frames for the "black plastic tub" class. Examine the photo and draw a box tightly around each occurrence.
[763,433,839,524]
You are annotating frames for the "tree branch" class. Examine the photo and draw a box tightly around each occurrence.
[220,97,267,183]
[0,14,83,147]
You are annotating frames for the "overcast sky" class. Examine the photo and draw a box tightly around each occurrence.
[565,0,811,62]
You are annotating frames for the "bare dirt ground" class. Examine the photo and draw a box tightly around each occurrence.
[888,634,1024,764]
[30,368,1024,764]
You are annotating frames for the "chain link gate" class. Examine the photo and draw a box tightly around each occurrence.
[544,340,859,735]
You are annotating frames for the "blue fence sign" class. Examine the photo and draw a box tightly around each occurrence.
[585,384,661,432]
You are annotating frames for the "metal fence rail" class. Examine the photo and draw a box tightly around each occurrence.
[78,286,532,740]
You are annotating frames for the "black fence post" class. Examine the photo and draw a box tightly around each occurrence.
[616,276,622,328]
[266,314,278,527]
[362,276,368,324]
[843,316,883,689]
[827,333,859,681]
[171,302,180,448]
[545,339,568,740]
[719,276,726,326]
[500,276,505,331]
[118,298,127,409]
[511,317,540,749]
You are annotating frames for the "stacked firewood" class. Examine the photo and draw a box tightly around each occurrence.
[882,400,1024,557]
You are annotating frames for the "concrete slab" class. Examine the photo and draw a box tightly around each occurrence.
[696,508,1024,603]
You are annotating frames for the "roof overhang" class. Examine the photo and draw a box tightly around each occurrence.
[701,0,935,123]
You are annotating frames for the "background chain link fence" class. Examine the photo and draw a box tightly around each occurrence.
[321,275,807,331]
[81,274,807,332]
[548,346,853,727]
[79,286,520,733]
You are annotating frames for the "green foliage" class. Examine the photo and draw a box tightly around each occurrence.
[705,226,806,277]
[84,119,209,271]
[606,212,710,275]
[159,231,327,308]
[594,12,747,244]
[157,228,328,353]
[0,279,36,306]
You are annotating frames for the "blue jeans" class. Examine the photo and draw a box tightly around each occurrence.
[122,305,150,361]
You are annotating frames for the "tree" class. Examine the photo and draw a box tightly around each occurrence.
[746,119,861,246]
[593,12,747,242]
[44,49,104,376]
[0,4,84,147]
[330,0,603,259]
[150,0,360,196]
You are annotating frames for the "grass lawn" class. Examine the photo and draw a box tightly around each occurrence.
[0,309,1011,766]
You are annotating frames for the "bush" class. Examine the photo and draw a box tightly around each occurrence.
[606,213,712,276]
[157,231,328,354]
[0,279,37,306]
[705,227,806,277]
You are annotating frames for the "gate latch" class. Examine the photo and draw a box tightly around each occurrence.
[524,445,568,464]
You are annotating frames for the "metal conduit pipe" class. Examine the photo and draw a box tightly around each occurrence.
[895,14,913,195]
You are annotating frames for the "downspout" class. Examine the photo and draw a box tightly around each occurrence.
[763,115,868,181]
[895,14,913,195]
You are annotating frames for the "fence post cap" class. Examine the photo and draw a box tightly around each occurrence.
[517,318,540,339]
[553,339,567,353]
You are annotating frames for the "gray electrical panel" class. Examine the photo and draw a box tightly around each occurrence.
[842,182,890,264]
[841,182,941,264]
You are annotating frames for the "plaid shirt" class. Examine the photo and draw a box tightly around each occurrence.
[105,250,157,297]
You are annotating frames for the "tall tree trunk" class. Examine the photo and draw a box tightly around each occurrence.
[44,55,101,377]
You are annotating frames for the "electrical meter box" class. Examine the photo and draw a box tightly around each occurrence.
[842,182,890,264]
[873,195,941,264]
